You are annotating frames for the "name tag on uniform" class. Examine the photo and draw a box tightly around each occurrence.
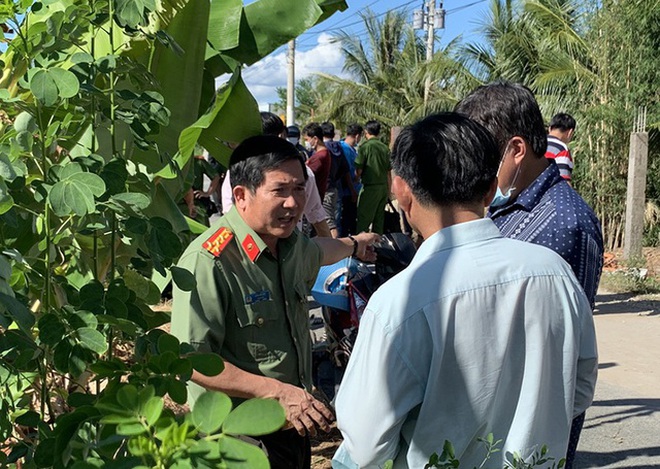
[245,290,271,305]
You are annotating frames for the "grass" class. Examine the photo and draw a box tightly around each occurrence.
[599,270,660,294]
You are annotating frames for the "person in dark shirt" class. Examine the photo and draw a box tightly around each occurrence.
[303,122,331,200]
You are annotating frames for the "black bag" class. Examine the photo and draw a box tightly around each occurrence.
[383,200,402,233]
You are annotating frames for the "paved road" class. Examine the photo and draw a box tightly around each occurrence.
[575,292,660,468]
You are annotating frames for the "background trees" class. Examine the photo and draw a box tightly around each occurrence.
[308,0,659,249]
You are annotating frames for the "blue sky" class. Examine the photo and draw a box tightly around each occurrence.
[238,0,491,110]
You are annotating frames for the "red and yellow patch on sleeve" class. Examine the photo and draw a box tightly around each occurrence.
[202,227,233,257]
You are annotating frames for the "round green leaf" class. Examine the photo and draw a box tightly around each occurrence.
[80,280,104,302]
[69,172,106,197]
[77,327,108,354]
[13,112,37,133]
[108,192,151,216]
[49,68,80,99]
[34,437,56,469]
[170,266,196,292]
[117,385,139,410]
[222,399,285,437]
[217,435,270,469]
[0,154,19,182]
[188,353,224,377]
[169,358,192,377]
[30,69,58,106]
[157,333,179,354]
[167,378,187,405]
[142,396,163,426]
[53,340,72,373]
[69,344,88,377]
[0,180,14,216]
[191,391,232,434]
[116,421,148,436]
[38,313,67,346]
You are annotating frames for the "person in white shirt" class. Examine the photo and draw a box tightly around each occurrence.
[332,112,597,469]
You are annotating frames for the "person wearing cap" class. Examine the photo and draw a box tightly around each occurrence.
[172,135,380,469]
[221,113,332,238]
[286,125,310,159]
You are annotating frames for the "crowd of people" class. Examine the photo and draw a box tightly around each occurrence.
[171,81,602,469]
[187,112,398,239]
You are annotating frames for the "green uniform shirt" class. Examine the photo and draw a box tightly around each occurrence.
[355,137,391,185]
[171,207,323,404]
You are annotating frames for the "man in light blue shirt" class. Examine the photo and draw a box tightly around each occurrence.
[332,113,598,469]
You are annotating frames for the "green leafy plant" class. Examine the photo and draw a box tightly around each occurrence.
[0,0,347,466]
[385,435,565,469]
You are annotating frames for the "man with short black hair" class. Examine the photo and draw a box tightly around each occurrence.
[339,123,363,236]
[355,120,391,234]
[455,82,603,469]
[321,121,352,237]
[333,113,597,469]
[221,114,331,238]
[303,123,331,201]
[172,135,379,469]
[546,113,577,182]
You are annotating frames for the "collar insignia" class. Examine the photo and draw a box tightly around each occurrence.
[241,234,260,262]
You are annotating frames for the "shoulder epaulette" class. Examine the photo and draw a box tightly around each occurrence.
[202,227,233,257]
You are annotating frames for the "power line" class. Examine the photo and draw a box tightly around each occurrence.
[297,0,487,49]
[297,0,419,46]
[299,0,383,35]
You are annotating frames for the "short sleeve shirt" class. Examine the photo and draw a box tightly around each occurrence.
[171,207,323,403]
[355,138,391,185]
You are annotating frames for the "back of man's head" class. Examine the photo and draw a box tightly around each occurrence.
[365,120,381,137]
[392,112,499,207]
[454,81,547,158]
[302,122,324,140]
[321,121,335,139]
[260,112,285,137]
[229,135,307,192]
[346,123,363,137]
[549,113,576,132]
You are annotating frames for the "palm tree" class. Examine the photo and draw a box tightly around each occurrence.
[315,9,469,129]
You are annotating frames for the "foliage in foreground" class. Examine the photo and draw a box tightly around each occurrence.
[384,435,565,469]
[0,0,347,467]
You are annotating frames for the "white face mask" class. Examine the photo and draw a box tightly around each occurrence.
[490,146,520,208]
[304,140,313,151]
[287,137,299,146]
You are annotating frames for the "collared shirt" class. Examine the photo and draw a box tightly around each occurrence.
[171,207,323,404]
[488,162,603,308]
[333,218,597,469]
[355,138,391,186]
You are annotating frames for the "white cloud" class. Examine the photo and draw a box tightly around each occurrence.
[215,33,347,111]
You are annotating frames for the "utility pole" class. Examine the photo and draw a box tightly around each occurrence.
[424,0,435,105]
[286,39,296,126]
[414,1,446,107]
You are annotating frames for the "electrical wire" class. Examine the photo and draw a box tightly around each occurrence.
[296,0,487,50]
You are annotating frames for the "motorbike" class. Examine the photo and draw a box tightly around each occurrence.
[310,233,417,402]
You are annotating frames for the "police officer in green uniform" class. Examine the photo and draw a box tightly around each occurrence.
[355,120,392,234]
[171,135,380,469]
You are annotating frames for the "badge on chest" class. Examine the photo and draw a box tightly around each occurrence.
[245,290,272,305]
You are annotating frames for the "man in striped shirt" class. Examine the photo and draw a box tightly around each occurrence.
[546,113,576,183]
